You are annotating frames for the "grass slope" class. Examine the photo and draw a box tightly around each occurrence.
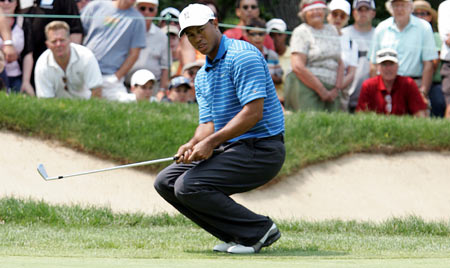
[1,93,449,177]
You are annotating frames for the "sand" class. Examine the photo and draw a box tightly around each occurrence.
[2,130,450,221]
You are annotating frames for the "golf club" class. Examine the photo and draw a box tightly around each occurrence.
[37,156,178,181]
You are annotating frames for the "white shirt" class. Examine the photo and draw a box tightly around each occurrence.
[439,0,450,60]
[340,32,359,68]
[35,43,103,99]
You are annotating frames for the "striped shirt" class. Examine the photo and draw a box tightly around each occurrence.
[195,35,284,142]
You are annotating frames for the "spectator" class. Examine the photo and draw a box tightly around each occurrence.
[342,0,376,112]
[0,0,23,93]
[34,21,102,99]
[129,69,157,102]
[158,7,180,28]
[412,0,446,117]
[439,0,450,118]
[0,50,7,91]
[128,0,169,96]
[327,0,359,112]
[266,18,290,103]
[182,60,204,102]
[284,0,343,112]
[161,76,191,103]
[224,0,275,51]
[369,0,437,112]
[81,0,146,102]
[245,18,283,87]
[161,24,181,80]
[357,48,427,117]
[21,0,83,96]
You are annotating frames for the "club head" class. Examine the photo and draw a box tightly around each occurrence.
[37,164,49,180]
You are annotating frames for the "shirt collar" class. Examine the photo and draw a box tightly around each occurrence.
[377,75,399,94]
[388,15,417,32]
[205,35,229,70]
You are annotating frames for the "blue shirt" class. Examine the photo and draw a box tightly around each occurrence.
[195,35,284,142]
[369,15,438,77]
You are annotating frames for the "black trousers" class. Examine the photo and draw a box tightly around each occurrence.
[154,135,285,246]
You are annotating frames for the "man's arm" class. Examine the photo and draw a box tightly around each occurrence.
[420,60,434,95]
[184,98,264,163]
[91,87,102,98]
[115,47,141,80]
[20,52,35,96]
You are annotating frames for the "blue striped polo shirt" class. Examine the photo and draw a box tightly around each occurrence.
[195,35,284,142]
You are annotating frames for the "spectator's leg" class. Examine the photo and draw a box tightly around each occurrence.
[440,62,450,118]
[428,83,446,117]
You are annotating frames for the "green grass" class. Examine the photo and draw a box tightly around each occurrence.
[1,198,450,262]
[1,93,449,177]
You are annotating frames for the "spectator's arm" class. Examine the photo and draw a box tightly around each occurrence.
[342,66,356,89]
[160,68,169,90]
[291,52,331,101]
[369,63,378,77]
[115,47,141,80]
[0,7,17,63]
[335,59,344,90]
[420,60,433,95]
[20,52,35,96]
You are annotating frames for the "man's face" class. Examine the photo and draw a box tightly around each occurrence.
[46,29,71,59]
[352,6,375,26]
[236,0,259,24]
[391,1,413,21]
[378,61,398,81]
[168,85,189,103]
[304,8,326,27]
[270,32,287,49]
[132,80,154,101]
[246,29,265,51]
[185,21,220,59]
[137,2,158,24]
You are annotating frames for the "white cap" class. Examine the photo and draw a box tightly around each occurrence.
[160,7,180,18]
[376,48,398,64]
[136,0,158,5]
[178,4,215,37]
[328,0,351,15]
[131,69,156,87]
[161,25,180,35]
[266,18,287,33]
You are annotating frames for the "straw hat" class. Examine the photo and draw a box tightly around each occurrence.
[413,0,437,26]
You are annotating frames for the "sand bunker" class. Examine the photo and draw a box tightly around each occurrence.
[2,130,450,221]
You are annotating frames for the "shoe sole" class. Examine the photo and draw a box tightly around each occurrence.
[262,229,281,248]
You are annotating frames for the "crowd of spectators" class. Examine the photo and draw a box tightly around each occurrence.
[0,0,449,119]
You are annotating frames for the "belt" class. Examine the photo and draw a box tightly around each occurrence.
[259,134,284,143]
[411,76,421,80]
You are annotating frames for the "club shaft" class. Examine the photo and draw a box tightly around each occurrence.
[46,157,175,180]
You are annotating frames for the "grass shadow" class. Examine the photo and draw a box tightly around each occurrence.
[186,247,348,257]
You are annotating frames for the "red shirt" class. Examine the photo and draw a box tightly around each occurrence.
[223,27,275,51]
[356,75,427,115]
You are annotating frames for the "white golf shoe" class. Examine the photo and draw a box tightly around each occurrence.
[213,241,237,252]
[227,223,281,254]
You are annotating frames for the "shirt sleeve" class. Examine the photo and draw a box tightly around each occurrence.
[421,22,438,61]
[131,16,147,49]
[85,51,103,90]
[290,25,309,55]
[232,50,268,106]
[34,58,56,98]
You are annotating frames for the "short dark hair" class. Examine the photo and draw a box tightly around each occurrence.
[245,17,266,31]
[235,0,259,8]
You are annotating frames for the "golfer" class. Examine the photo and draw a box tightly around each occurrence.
[154,4,285,254]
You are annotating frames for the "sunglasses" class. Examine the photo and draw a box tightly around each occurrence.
[413,11,430,17]
[384,94,392,114]
[62,77,68,92]
[247,32,265,37]
[0,0,16,2]
[139,6,155,12]
[242,4,258,10]
[331,11,347,19]
[378,51,397,58]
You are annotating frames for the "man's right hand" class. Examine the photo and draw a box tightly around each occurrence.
[3,45,18,63]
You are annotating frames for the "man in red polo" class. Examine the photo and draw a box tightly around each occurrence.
[356,48,427,116]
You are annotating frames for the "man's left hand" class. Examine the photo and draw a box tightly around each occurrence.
[3,45,18,62]
[187,139,214,163]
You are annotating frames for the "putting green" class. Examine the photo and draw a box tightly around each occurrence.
[1,256,449,268]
